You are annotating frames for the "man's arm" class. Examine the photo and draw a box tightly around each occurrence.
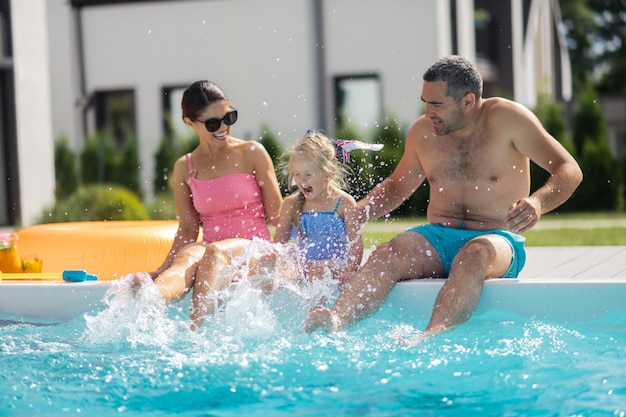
[505,101,583,234]
[356,122,427,222]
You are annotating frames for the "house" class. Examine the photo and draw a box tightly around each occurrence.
[4,0,571,226]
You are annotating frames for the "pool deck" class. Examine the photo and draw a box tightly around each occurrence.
[518,246,626,281]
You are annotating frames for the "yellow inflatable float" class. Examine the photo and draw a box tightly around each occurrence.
[16,220,180,280]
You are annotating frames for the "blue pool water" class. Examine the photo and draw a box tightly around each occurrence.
[2,275,626,417]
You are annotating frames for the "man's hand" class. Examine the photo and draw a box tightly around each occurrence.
[506,197,541,234]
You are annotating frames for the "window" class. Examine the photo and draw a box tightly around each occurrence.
[162,85,188,138]
[94,89,136,149]
[334,74,382,136]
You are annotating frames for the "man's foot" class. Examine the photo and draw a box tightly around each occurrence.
[397,332,433,348]
[303,308,340,333]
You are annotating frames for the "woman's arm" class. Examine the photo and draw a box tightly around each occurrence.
[249,143,283,227]
[153,156,201,276]
[273,194,298,243]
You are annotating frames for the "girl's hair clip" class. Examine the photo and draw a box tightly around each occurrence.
[305,129,384,163]
[331,139,384,164]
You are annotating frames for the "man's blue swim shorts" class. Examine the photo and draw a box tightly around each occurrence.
[405,223,526,278]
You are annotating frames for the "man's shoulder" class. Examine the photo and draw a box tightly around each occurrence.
[407,115,433,138]
[483,97,529,115]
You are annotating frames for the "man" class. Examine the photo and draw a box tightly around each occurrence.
[304,55,582,340]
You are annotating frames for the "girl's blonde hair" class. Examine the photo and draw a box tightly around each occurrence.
[278,131,350,194]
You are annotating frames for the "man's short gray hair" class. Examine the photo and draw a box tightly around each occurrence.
[423,55,483,101]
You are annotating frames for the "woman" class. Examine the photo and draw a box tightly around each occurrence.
[141,80,282,303]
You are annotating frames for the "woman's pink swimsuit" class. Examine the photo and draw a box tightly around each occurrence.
[187,154,271,243]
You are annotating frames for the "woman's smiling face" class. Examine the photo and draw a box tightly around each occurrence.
[194,100,233,144]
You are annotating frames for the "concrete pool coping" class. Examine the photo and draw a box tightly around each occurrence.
[1,246,625,324]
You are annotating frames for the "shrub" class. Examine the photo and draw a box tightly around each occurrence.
[153,133,198,194]
[37,184,149,223]
[80,132,116,185]
[113,136,143,199]
[54,136,78,200]
[79,132,143,198]
[572,83,607,157]
[258,124,283,164]
[153,134,178,194]
[562,139,619,212]
[146,190,178,220]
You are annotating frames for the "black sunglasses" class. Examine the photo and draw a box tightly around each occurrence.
[197,109,238,132]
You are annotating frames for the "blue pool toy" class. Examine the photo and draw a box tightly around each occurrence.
[62,269,98,282]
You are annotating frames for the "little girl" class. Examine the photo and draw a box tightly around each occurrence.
[273,131,364,284]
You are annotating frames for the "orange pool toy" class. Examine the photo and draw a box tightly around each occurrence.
[17,221,180,280]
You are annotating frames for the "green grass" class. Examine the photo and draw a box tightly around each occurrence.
[361,214,626,247]
[523,228,626,246]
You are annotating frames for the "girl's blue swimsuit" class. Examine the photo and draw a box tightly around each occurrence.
[290,196,349,262]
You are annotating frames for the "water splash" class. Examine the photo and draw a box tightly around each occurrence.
[83,274,178,347]
[82,241,339,350]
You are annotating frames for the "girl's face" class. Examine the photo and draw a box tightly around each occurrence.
[187,100,233,145]
[290,152,332,201]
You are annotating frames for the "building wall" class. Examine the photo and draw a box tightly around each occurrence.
[44,0,447,207]
[322,0,443,130]
[12,0,56,226]
[13,0,571,226]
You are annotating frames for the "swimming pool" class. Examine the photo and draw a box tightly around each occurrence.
[2,275,625,417]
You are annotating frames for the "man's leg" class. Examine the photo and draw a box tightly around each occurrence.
[304,231,443,332]
[424,235,513,335]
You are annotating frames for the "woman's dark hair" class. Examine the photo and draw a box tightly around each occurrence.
[181,80,228,120]
[423,55,483,101]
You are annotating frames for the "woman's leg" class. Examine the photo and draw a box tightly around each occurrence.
[153,243,207,303]
[189,238,254,330]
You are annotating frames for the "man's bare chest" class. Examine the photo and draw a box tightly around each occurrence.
[423,136,500,184]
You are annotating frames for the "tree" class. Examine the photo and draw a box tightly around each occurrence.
[588,0,626,94]
[559,0,626,94]
[572,83,607,157]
